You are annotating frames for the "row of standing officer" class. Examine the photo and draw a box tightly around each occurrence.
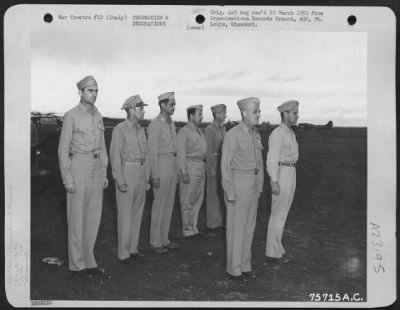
[58,75,299,280]
[221,97,299,280]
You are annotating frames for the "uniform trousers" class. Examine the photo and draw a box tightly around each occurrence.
[150,154,178,247]
[266,166,296,258]
[180,160,205,237]
[206,167,225,229]
[116,162,146,260]
[67,154,104,271]
[225,170,260,276]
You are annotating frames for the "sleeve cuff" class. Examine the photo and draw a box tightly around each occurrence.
[116,177,126,186]
[63,175,74,185]
[226,191,235,201]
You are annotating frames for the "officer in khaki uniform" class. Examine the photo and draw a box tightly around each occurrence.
[221,97,264,281]
[204,104,227,230]
[265,100,299,264]
[148,92,180,254]
[58,76,109,279]
[177,105,207,238]
[110,95,150,265]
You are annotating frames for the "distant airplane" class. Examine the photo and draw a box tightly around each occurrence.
[297,120,333,130]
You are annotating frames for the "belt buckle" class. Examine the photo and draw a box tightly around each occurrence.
[254,168,258,175]
[94,153,99,159]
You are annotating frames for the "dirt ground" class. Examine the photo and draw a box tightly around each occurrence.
[30,127,367,302]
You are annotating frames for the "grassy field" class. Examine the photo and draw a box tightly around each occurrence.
[30,126,367,302]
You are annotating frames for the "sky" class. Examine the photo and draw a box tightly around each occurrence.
[31,30,367,126]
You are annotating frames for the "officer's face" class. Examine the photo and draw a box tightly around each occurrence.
[245,108,261,126]
[191,109,203,126]
[133,106,145,120]
[215,111,227,123]
[162,99,176,115]
[287,107,299,125]
[79,86,98,105]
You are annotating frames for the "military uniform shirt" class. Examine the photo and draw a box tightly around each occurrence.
[110,119,149,186]
[58,103,108,185]
[205,121,226,173]
[221,121,264,200]
[176,122,207,174]
[266,123,299,182]
[147,114,177,179]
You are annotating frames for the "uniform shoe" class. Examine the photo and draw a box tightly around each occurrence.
[265,255,292,264]
[184,233,204,240]
[118,257,136,265]
[86,267,111,280]
[183,234,198,240]
[70,269,89,279]
[130,252,145,261]
[226,273,249,282]
[163,241,180,249]
[207,226,225,232]
[196,232,206,239]
[150,246,168,254]
[242,271,257,278]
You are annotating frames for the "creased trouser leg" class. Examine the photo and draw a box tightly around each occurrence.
[150,155,177,247]
[206,172,225,229]
[129,166,146,254]
[226,172,259,276]
[180,162,205,236]
[241,189,259,272]
[266,167,296,258]
[67,156,103,271]
[116,164,146,259]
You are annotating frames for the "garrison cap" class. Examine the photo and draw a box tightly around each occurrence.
[187,104,203,111]
[211,104,227,114]
[158,92,175,102]
[277,100,299,113]
[76,76,97,90]
[121,95,148,110]
[237,97,260,111]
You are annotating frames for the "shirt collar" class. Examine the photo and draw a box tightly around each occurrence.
[212,120,224,129]
[78,102,97,114]
[280,122,292,132]
[124,118,139,128]
[187,121,198,131]
[239,121,253,133]
[159,113,172,124]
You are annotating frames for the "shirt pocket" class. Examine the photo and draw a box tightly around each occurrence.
[73,124,94,146]
[237,136,253,152]
[190,133,201,145]
[161,126,174,144]
[281,136,293,156]
[73,118,92,135]
[73,126,89,135]
[123,130,136,148]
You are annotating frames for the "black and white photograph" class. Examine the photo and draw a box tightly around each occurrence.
[4,4,396,307]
